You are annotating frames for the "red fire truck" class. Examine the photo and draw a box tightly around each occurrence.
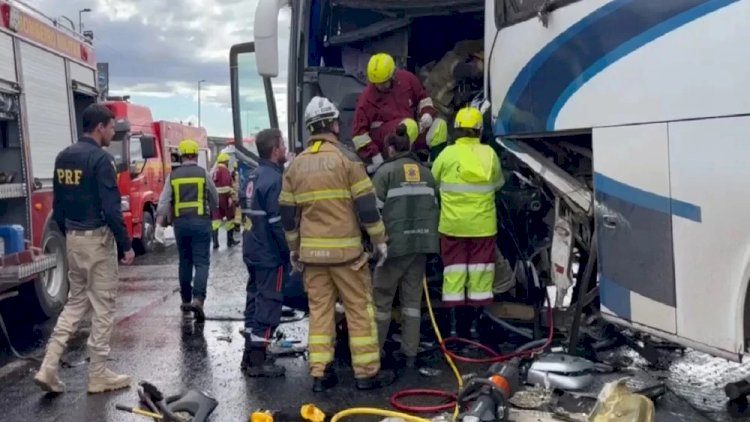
[102,99,209,255]
[0,0,102,319]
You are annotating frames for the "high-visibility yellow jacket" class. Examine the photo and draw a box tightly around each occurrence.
[279,133,386,265]
[431,137,504,237]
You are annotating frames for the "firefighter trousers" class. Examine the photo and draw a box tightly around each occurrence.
[45,227,118,365]
[373,253,426,358]
[244,265,284,340]
[174,217,212,303]
[441,235,496,306]
[304,262,380,379]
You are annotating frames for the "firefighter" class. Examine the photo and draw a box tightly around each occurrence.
[211,152,238,249]
[155,140,219,322]
[280,96,395,392]
[353,52,444,172]
[241,128,288,378]
[34,104,134,394]
[431,107,504,333]
[371,122,440,368]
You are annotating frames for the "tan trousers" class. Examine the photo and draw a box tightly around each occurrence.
[373,254,426,357]
[46,227,119,365]
[304,262,380,379]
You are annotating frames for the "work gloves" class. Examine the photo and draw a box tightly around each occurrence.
[374,242,388,267]
[366,153,385,175]
[290,251,304,273]
[154,225,166,244]
[419,114,433,133]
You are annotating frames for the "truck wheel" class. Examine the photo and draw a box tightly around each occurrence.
[19,228,68,321]
[133,210,156,255]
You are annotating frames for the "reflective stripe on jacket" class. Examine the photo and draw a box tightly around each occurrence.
[372,153,439,258]
[170,164,210,218]
[279,133,386,265]
[431,137,504,237]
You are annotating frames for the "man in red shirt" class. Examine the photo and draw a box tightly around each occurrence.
[352,53,439,173]
[211,153,238,248]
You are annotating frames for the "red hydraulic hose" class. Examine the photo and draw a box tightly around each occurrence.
[390,389,457,413]
[442,294,555,364]
[389,293,555,414]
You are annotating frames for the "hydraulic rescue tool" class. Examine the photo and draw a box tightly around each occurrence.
[457,359,522,422]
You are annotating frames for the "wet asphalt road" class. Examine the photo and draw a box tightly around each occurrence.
[0,231,747,421]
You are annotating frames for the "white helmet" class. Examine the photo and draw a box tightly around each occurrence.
[304,96,340,127]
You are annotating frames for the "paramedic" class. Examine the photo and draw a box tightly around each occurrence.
[431,107,504,333]
[211,153,238,248]
[280,96,395,392]
[34,104,134,394]
[155,139,219,323]
[241,128,289,378]
[372,122,440,367]
[352,52,443,172]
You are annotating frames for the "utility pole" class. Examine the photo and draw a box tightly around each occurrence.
[198,79,206,127]
[78,8,91,33]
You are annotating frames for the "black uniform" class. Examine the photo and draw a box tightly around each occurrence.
[53,137,131,253]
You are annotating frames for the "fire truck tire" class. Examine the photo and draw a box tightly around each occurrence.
[20,228,68,321]
[133,210,155,255]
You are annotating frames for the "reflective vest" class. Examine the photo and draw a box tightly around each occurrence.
[170,164,209,218]
[372,153,440,258]
[431,137,504,237]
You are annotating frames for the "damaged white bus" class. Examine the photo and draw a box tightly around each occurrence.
[230,0,750,365]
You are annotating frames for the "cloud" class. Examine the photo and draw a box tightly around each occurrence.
[24,0,291,136]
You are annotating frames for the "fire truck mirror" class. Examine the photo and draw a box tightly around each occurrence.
[140,135,157,160]
[113,119,131,141]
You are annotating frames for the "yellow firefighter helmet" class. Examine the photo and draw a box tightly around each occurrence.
[367,53,396,84]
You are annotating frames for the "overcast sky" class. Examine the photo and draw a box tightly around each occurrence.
[26,0,290,139]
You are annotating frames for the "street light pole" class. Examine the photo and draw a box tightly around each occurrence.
[78,8,91,34]
[198,79,206,127]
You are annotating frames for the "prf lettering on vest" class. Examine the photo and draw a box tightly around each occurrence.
[56,169,82,185]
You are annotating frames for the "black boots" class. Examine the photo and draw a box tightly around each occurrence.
[241,340,285,378]
[212,230,219,250]
[312,365,338,392]
[180,302,193,319]
[227,229,239,248]
[355,370,396,390]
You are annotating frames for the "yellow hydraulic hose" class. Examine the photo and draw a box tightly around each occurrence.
[328,277,464,422]
[330,408,431,422]
[422,276,463,421]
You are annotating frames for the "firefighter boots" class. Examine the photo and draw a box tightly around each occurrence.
[312,364,338,393]
[87,360,131,393]
[355,370,396,391]
[212,230,220,250]
[33,342,65,393]
[241,340,285,378]
[192,298,206,323]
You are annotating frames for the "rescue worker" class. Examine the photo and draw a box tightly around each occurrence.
[34,104,135,394]
[155,140,219,323]
[371,122,440,368]
[280,96,395,392]
[241,128,288,378]
[353,52,442,172]
[211,153,238,249]
[431,107,504,319]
